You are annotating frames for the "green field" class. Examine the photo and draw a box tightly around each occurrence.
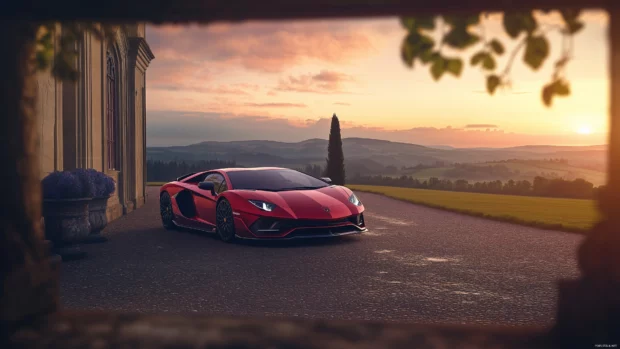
[396,160,607,186]
[349,184,599,233]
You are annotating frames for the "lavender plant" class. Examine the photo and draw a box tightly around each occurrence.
[86,168,116,197]
[42,171,85,200]
[71,168,97,198]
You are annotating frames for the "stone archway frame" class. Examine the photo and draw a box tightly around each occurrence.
[104,28,130,217]
[1,0,620,346]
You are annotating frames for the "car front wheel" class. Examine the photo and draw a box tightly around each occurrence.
[160,192,176,230]
[216,199,236,242]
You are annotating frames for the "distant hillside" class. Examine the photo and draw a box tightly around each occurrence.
[146,137,607,183]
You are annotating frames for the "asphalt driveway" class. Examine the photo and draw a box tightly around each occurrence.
[59,186,583,326]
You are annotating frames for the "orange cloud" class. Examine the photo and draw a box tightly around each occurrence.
[146,20,396,73]
[465,124,499,129]
[243,103,307,108]
[275,70,356,94]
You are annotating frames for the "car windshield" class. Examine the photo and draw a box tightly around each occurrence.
[227,169,329,191]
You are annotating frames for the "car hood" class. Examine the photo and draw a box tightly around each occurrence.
[232,186,362,220]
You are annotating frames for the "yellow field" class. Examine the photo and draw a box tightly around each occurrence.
[349,185,599,233]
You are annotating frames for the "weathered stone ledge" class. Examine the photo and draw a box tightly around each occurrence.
[8,311,557,349]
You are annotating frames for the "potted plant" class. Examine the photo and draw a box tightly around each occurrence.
[86,169,116,236]
[41,170,95,248]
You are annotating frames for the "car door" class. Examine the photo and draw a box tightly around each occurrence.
[194,173,225,227]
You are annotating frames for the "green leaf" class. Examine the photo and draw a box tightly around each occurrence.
[416,16,436,30]
[486,75,501,94]
[560,9,581,23]
[489,39,505,55]
[446,58,464,77]
[553,80,571,96]
[503,12,537,39]
[35,48,54,70]
[401,39,415,67]
[430,56,447,81]
[482,54,496,70]
[400,32,435,67]
[541,80,569,107]
[400,17,416,31]
[470,51,495,70]
[559,9,584,34]
[400,16,436,31]
[542,83,554,106]
[470,51,487,66]
[420,50,439,64]
[524,35,549,70]
[443,14,480,28]
[443,27,480,49]
[566,20,584,34]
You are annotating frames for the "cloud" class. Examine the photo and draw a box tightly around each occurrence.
[153,83,257,95]
[334,102,351,106]
[146,19,397,73]
[243,103,307,108]
[465,124,499,129]
[275,70,356,94]
[147,111,606,148]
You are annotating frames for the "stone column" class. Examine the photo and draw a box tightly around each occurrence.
[128,36,154,209]
[0,21,59,338]
[554,7,620,345]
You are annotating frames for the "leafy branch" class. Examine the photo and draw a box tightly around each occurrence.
[400,10,585,107]
[34,22,121,81]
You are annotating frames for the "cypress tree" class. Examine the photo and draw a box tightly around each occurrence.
[325,113,346,185]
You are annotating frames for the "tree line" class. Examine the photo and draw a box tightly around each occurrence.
[147,159,599,200]
[146,159,237,182]
[349,174,601,200]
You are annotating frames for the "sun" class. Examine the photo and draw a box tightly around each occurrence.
[577,125,593,135]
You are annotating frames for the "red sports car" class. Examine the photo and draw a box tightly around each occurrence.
[159,167,367,242]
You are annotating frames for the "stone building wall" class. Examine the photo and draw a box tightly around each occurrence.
[36,23,154,223]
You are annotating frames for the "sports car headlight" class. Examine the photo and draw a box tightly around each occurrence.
[248,200,276,212]
[349,193,362,206]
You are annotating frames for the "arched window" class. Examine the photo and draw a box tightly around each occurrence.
[106,51,119,170]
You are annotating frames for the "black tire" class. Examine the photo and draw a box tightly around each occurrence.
[160,192,176,230]
[216,199,236,242]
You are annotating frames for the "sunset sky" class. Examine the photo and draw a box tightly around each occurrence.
[145,10,609,148]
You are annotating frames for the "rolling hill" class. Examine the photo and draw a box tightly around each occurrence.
[146,138,607,184]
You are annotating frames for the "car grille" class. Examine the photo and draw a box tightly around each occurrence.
[286,225,362,238]
[250,215,362,236]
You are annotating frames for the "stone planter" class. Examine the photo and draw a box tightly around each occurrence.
[89,196,110,234]
[43,198,92,246]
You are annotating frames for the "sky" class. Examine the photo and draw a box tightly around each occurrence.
[145,10,609,148]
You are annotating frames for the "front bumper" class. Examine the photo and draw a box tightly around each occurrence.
[236,213,367,240]
[235,226,367,240]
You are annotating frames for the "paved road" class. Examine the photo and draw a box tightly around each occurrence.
[60,186,583,326]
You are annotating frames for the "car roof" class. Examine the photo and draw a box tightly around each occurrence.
[178,167,292,183]
[218,167,286,173]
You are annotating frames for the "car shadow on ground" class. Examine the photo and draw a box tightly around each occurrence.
[172,226,362,248]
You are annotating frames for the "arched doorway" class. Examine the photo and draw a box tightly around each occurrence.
[106,50,119,170]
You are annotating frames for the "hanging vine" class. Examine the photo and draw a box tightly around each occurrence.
[34,22,122,81]
[400,10,585,107]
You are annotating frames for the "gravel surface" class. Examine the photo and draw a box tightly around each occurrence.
[60,187,583,326]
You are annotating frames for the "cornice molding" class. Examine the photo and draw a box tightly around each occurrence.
[128,38,155,73]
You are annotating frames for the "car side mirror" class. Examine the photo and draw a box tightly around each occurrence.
[321,177,332,184]
[198,181,216,195]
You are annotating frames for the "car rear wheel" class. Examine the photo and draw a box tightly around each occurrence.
[160,192,175,230]
[216,199,236,242]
